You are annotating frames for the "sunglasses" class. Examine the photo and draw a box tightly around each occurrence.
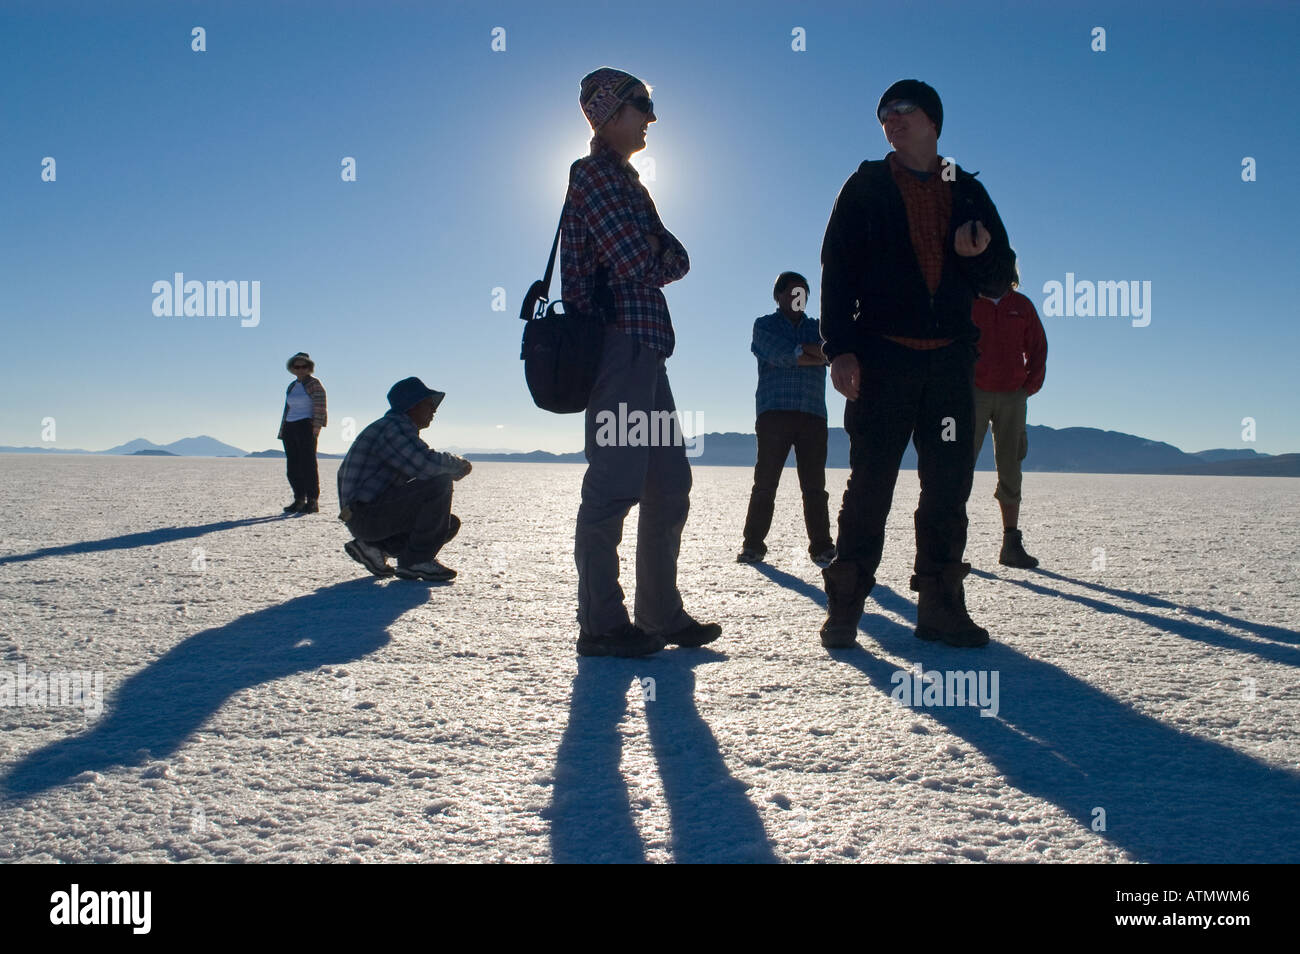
[877,100,920,124]
[292,364,309,370]
[623,95,654,116]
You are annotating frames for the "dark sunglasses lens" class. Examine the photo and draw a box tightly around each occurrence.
[879,100,917,122]
[628,96,653,114]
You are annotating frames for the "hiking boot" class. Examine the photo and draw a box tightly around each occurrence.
[283,498,305,513]
[820,561,873,649]
[999,528,1039,569]
[344,539,394,577]
[302,499,320,514]
[911,563,990,648]
[661,619,722,648]
[577,623,665,658]
[442,514,461,546]
[735,544,766,564]
[394,559,457,582]
[811,546,837,569]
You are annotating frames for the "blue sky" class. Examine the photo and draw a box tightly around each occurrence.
[2,0,1298,456]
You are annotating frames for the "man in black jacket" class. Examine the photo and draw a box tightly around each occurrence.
[818,79,1014,650]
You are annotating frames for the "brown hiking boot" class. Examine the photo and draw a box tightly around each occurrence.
[820,561,873,649]
[998,528,1039,568]
[911,563,990,648]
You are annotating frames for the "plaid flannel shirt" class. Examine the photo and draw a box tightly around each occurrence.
[560,138,689,357]
[336,409,465,508]
[885,152,955,350]
[751,311,828,419]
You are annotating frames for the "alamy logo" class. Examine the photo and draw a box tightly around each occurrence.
[890,664,1000,717]
[0,664,103,718]
[594,403,703,458]
[1041,272,1150,327]
[50,884,151,934]
[152,272,260,327]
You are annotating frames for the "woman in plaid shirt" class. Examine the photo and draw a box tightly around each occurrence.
[563,67,720,657]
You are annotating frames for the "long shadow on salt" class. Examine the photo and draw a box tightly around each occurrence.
[753,563,1300,863]
[980,569,1300,660]
[548,652,778,864]
[1026,569,1300,645]
[0,578,427,799]
[0,515,290,566]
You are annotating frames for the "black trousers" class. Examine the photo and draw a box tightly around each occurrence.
[742,410,833,556]
[834,339,976,579]
[345,477,453,567]
[281,419,319,500]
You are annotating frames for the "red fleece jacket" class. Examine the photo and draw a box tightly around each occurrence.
[972,290,1047,394]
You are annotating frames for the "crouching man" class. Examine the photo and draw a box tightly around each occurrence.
[337,377,472,582]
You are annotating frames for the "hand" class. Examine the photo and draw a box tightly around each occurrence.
[646,233,662,255]
[801,342,827,363]
[456,459,473,480]
[954,220,991,257]
[312,426,321,437]
[830,353,860,401]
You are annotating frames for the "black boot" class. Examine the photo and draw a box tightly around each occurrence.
[911,563,990,647]
[283,497,305,513]
[820,561,873,649]
[999,528,1038,568]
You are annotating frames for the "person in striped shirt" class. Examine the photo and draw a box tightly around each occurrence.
[562,66,720,657]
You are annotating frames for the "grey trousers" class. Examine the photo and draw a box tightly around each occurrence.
[576,327,693,637]
[973,387,1029,505]
[345,476,453,566]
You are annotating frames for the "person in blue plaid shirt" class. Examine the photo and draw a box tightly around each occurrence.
[562,66,721,658]
[737,272,835,568]
[337,377,472,582]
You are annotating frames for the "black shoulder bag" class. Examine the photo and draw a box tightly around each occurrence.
[519,164,615,414]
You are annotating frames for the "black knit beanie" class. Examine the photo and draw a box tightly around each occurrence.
[878,79,943,137]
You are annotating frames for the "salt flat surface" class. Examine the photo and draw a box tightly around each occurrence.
[0,455,1296,863]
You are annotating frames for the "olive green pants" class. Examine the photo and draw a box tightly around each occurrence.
[973,387,1028,506]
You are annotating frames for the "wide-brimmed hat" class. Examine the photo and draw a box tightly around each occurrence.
[387,376,445,413]
[286,352,315,373]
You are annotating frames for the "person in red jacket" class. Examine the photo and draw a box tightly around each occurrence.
[971,258,1047,568]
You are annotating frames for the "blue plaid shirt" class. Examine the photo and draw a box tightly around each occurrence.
[751,311,827,419]
[337,409,466,508]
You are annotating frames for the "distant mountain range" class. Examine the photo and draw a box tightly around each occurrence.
[0,435,248,457]
[246,449,347,460]
[2,427,1296,476]
[463,426,1300,477]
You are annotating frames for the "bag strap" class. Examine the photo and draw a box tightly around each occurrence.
[523,160,613,324]
[539,160,584,299]
[539,205,564,300]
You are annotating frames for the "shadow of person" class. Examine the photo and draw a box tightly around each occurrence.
[968,568,1300,667]
[548,651,778,864]
[1026,567,1299,645]
[0,515,290,566]
[749,562,1300,863]
[1,578,428,799]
